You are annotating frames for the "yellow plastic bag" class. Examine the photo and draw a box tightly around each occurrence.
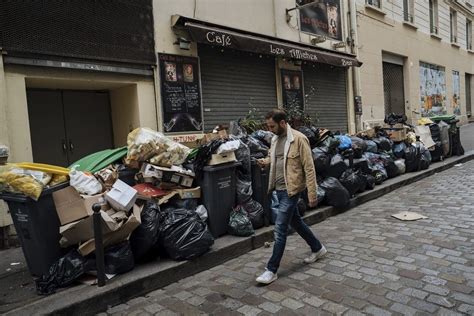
[0,169,44,200]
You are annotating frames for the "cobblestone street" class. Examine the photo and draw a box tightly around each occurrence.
[104,161,474,316]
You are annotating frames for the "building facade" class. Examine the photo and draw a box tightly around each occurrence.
[355,0,474,128]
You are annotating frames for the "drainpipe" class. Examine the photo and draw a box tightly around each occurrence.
[349,0,363,132]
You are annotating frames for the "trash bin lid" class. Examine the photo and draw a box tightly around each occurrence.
[430,115,456,123]
[69,147,128,173]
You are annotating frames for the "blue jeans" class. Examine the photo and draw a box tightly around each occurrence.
[267,190,323,273]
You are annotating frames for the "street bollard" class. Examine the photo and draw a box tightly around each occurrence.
[92,203,106,287]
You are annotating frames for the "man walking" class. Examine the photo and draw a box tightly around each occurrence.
[256,109,326,285]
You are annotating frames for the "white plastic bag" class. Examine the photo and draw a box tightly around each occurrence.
[195,205,208,221]
[216,140,240,155]
[69,169,103,195]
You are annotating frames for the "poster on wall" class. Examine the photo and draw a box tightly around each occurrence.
[452,70,461,116]
[297,0,342,41]
[281,69,304,110]
[419,62,446,117]
[158,54,203,133]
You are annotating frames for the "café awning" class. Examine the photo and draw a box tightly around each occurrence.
[180,20,362,68]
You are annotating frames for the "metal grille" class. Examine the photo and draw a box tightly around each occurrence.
[383,62,405,115]
[466,74,472,117]
[303,63,348,132]
[0,0,155,65]
[199,45,277,131]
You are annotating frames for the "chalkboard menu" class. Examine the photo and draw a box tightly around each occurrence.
[281,69,304,110]
[159,54,203,133]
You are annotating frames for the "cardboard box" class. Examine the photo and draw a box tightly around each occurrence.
[78,204,142,256]
[208,152,237,166]
[202,130,228,144]
[176,186,201,199]
[105,180,138,212]
[59,209,127,247]
[383,124,407,142]
[141,163,194,188]
[53,187,108,225]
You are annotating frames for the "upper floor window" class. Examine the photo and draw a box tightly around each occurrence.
[450,9,458,43]
[366,0,381,9]
[467,19,473,50]
[429,0,439,34]
[403,0,415,23]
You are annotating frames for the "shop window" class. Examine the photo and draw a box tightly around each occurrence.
[419,62,447,117]
[403,0,414,23]
[429,0,439,34]
[450,9,458,43]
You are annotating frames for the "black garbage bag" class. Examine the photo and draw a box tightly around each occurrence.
[232,138,252,180]
[420,146,431,170]
[373,137,393,152]
[384,113,407,125]
[312,147,331,175]
[36,249,92,295]
[298,126,318,148]
[320,136,340,155]
[339,169,365,197]
[404,144,421,172]
[116,164,138,186]
[251,130,274,147]
[350,136,367,158]
[430,142,443,162]
[359,173,375,190]
[130,201,162,261]
[365,140,378,153]
[236,177,253,204]
[166,197,199,211]
[379,154,399,178]
[160,209,214,260]
[245,136,269,157]
[317,186,326,203]
[319,177,350,208]
[242,199,264,229]
[104,241,135,275]
[193,139,225,178]
[327,154,347,179]
[351,158,371,174]
[429,123,441,142]
[369,161,388,184]
[228,205,254,237]
[393,142,407,159]
[297,197,307,216]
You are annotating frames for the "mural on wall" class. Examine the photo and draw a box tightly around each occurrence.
[419,62,446,117]
[452,70,461,116]
[297,0,342,40]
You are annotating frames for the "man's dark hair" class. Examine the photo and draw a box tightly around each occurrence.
[265,109,287,123]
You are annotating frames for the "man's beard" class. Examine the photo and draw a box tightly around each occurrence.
[275,125,285,136]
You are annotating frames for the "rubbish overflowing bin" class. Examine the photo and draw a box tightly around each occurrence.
[430,115,464,156]
[0,183,68,276]
[199,162,240,237]
[250,160,271,226]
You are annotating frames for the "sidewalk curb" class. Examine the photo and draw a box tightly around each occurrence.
[6,151,474,316]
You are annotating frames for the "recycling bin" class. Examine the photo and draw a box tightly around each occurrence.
[0,183,68,276]
[250,160,271,226]
[199,162,240,238]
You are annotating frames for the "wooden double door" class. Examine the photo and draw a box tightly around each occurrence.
[26,89,114,167]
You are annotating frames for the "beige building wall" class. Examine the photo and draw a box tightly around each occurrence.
[153,0,357,134]
[2,65,156,162]
[355,0,474,127]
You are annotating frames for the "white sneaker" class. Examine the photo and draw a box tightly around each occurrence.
[256,269,278,285]
[304,245,327,264]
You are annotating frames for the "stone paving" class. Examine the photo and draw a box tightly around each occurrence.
[103,161,474,316]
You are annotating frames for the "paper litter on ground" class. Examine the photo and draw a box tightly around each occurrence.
[391,211,428,221]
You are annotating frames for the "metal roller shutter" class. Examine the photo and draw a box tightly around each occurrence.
[303,64,348,132]
[199,45,277,131]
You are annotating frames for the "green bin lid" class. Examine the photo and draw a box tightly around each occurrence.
[429,114,456,122]
[69,147,128,173]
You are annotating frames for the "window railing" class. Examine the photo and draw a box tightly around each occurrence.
[431,25,439,34]
[366,0,381,8]
[404,12,414,23]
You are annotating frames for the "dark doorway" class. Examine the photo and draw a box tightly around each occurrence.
[383,62,405,115]
[26,89,114,167]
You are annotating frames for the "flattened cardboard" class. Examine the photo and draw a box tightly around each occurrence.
[78,204,142,256]
[176,186,201,199]
[59,209,127,247]
[53,186,91,225]
[391,211,428,221]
